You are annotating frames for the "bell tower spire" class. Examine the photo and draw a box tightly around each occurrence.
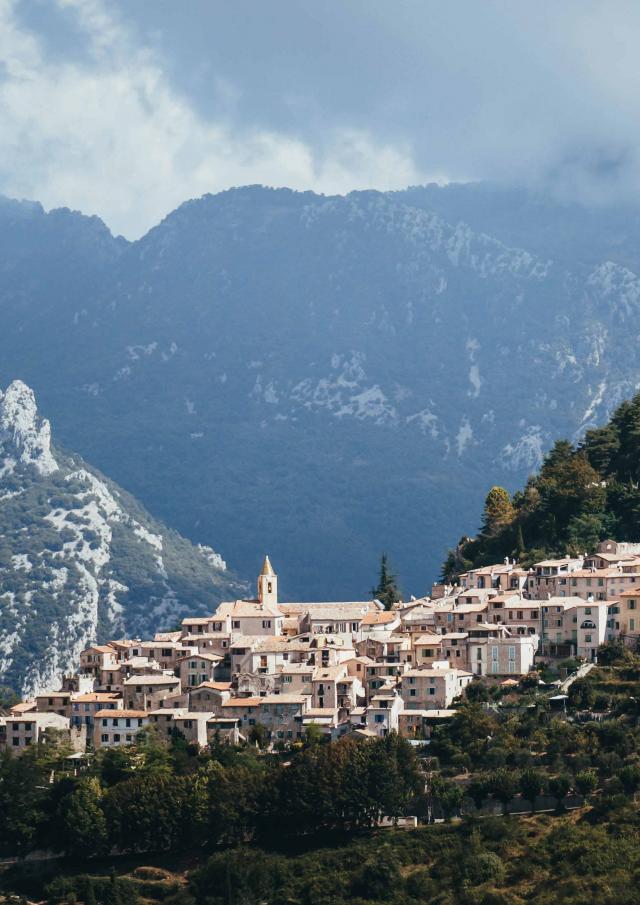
[258,555,277,607]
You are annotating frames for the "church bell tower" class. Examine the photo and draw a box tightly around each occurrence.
[258,555,278,607]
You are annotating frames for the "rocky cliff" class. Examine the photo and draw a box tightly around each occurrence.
[0,381,245,694]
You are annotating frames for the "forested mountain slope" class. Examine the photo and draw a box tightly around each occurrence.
[442,392,640,578]
[2,186,640,597]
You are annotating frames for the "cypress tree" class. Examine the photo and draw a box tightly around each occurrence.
[372,554,401,610]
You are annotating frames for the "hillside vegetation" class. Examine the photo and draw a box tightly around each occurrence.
[442,392,640,579]
[5,648,640,903]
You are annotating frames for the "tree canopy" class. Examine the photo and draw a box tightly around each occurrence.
[442,392,640,579]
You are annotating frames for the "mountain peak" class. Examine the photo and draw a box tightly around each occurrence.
[0,380,58,477]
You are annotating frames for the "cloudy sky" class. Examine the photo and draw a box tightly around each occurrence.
[1,0,639,238]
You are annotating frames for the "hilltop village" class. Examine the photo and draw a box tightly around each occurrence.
[3,541,640,755]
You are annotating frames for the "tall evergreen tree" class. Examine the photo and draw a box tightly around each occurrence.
[372,553,402,609]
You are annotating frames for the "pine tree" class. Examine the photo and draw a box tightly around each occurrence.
[481,487,515,537]
[372,554,401,610]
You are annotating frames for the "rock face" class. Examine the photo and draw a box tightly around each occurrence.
[0,381,245,695]
[2,184,640,598]
[0,381,58,477]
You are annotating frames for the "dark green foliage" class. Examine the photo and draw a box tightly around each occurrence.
[37,809,640,905]
[372,554,402,610]
[0,685,20,710]
[443,392,640,576]
[0,732,422,863]
[10,672,640,904]
[0,749,47,855]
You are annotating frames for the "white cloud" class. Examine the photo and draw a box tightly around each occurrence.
[0,0,430,238]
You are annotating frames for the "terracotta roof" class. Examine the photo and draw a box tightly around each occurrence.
[469,564,514,575]
[177,652,223,663]
[220,697,262,708]
[173,711,213,721]
[181,632,230,641]
[94,709,147,718]
[503,599,541,609]
[399,709,456,718]
[141,640,183,649]
[277,601,377,619]
[361,611,398,626]
[73,693,122,703]
[260,694,307,705]
[312,666,346,680]
[10,702,37,713]
[403,667,471,677]
[218,599,282,619]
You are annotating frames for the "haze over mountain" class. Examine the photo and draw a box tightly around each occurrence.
[1,183,640,601]
[0,379,244,695]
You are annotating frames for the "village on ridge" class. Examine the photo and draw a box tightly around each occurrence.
[3,540,640,755]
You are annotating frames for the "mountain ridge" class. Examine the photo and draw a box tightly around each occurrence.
[2,183,640,598]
